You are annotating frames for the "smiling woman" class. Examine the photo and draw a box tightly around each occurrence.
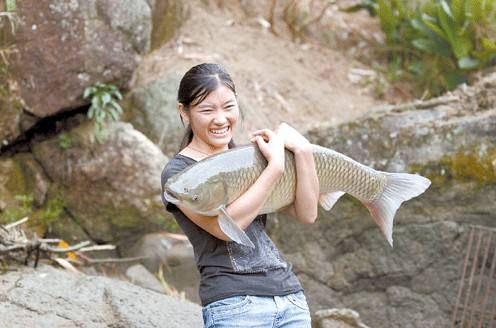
[160,63,314,328]
[178,84,238,156]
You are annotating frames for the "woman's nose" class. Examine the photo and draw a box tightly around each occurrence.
[212,112,228,124]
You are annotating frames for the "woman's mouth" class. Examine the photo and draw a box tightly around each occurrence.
[209,126,230,137]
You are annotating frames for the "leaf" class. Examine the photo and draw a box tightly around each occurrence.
[83,87,94,99]
[412,38,452,57]
[96,109,106,122]
[6,0,16,12]
[467,0,482,22]
[458,56,480,69]
[87,105,96,119]
[101,93,111,105]
[419,14,447,40]
[485,0,495,13]
[107,107,119,121]
[444,72,467,90]
[437,3,457,48]
[450,0,465,23]
[481,38,496,50]
[440,0,454,19]
[111,90,123,101]
[377,0,397,39]
[109,100,123,115]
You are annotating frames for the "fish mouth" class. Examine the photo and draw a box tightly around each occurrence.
[163,189,180,204]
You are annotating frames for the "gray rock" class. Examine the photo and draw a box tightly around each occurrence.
[17,0,151,117]
[149,0,189,50]
[126,264,165,294]
[1,0,152,148]
[314,308,370,328]
[0,153,49,215]
[124,232,200,304]
[270,73,496,327]
[31,121,172,244]
[0,264,203,327]
[123,74,184,157]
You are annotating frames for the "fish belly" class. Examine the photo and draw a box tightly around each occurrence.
[259,144,386,213]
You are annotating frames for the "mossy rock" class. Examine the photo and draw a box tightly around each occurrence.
[150,0,190,51]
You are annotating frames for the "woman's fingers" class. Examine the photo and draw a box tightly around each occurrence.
[251,128,275,142]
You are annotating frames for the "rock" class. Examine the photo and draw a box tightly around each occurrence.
[14,0,151,118]
[0,153,49,207]
[126,264,165,294]
[1,0,152,148]
[122,73,185,157]
[149,0,189,50]
[314,308,370,328]
[270,73,496,327]
[123,232,200,304]
[0,153,49,220]
[31,121,172,244]
[0,264,203,328]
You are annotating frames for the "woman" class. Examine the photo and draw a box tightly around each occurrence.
[160,63,320,327]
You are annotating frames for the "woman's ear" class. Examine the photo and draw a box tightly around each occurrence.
[178,103,189,125]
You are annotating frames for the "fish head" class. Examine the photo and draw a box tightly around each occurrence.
[163,174,227,215]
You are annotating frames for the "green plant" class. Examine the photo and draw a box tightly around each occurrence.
[345,0,496,98]
[40,193,65,227]
[0,194,33,225]
[5,0,16,12]
[83,82,123,143]
[57,132,73,150]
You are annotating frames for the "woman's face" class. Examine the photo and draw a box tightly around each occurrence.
[184,85,239,151]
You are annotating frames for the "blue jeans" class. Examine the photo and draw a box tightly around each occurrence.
[202,291,311,327]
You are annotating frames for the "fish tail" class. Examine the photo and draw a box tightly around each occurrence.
[365,172,431,247]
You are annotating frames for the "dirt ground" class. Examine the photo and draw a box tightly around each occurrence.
[136,0,388,141]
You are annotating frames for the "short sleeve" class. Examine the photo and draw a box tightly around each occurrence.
[160,156,192,213]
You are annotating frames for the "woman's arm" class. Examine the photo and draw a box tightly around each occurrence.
[255,123,320,224]
[176,129,285,241]
[283,145,319,224]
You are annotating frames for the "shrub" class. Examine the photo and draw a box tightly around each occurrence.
[346,0,496,97]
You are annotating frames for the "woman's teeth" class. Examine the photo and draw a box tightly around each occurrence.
[209,127,229,135]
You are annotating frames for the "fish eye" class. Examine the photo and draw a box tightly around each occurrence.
[192,195,199,201]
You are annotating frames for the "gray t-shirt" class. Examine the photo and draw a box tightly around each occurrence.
[161,153,303,306]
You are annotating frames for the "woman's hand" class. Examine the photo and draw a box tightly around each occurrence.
[274,122,310,154]
[250,128,285,172]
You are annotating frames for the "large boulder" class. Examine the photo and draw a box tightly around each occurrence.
[13,0,152,117]
[0,264,203,327]
[31,120,171,245]
[1,0,152,148]
[123,232,201,304]
[122,73,184,157]
[270,74,496,327]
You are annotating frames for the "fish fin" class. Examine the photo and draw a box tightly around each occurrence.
[365,172,431,247]
[218,207,255,248]
[319,191,345,211]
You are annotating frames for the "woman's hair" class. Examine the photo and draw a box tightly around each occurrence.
[177,63,239,151]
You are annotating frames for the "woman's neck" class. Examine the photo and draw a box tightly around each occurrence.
[180,137,229,160]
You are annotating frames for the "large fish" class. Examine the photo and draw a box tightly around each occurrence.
[163,144,431,248]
